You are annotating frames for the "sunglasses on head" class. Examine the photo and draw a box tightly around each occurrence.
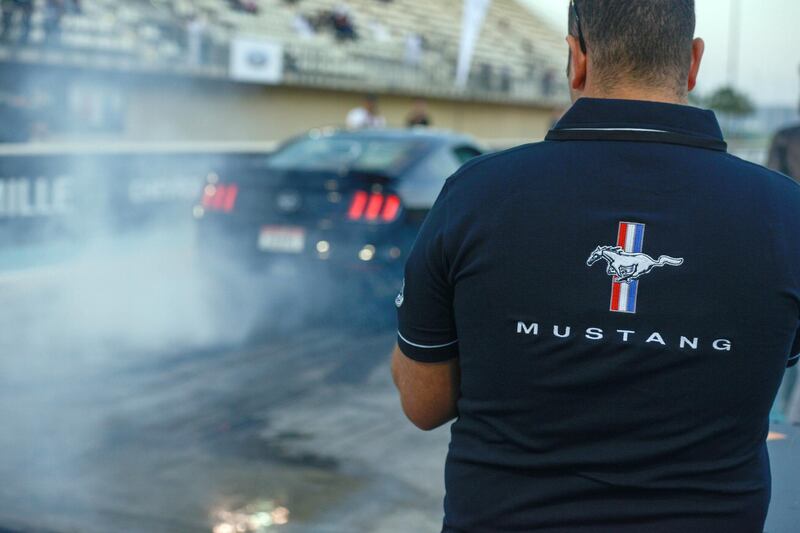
[571,0,588,53]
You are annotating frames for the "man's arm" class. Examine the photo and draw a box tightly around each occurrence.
[766,131,788,175]
[391,344,460,431]
[393,179,460,430]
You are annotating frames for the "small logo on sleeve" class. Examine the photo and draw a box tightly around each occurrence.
[586,222,683,313]
[395,280,405,308]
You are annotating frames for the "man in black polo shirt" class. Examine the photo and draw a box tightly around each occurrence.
[767,66,800,182]
[391,1,800,532]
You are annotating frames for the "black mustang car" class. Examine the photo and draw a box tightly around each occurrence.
[194,128,483,298]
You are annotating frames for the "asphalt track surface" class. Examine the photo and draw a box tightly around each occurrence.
[0,242,797,533]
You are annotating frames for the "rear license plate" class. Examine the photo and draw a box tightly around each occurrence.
[258,226,306,253]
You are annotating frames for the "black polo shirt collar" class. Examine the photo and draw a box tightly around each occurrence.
[546,97,727,152]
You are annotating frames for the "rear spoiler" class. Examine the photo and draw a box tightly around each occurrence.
[346,170,395,185]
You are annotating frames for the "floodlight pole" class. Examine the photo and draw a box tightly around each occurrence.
[727,0,742,88]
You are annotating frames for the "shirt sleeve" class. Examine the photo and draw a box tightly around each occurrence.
[396,181,458,363]
[789,330,800,368]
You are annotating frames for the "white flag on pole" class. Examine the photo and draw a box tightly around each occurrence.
[456,0,492,88]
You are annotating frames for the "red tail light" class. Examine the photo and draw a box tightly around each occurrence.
[364,192,384,221]
[381,195,401,222]
[347,191,401,223]
[347,191,369,220]
[222,184,238,212]
[201,183,239,213]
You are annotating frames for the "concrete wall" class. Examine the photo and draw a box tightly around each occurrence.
[121,78,560,146]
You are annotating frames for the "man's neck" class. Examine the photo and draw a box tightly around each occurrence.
[577,83,689,106]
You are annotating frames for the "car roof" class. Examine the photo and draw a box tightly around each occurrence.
[306,127,479,147]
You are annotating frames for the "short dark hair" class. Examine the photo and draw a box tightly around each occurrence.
[569,0,696,94]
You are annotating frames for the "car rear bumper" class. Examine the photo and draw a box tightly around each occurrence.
[194,216,414,275]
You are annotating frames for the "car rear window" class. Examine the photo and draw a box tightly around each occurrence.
[267,137,425,175]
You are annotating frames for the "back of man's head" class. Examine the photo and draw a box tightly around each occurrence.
[569,0,696,97]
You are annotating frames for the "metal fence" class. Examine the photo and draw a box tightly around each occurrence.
[0,29,569,107]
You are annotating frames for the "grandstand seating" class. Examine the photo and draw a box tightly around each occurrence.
[0,0,568,104]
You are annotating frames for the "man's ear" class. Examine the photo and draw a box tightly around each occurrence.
[687,37,705,92]
[566,35,587,92]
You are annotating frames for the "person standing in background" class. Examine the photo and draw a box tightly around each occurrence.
[406,98,432,127]
[767,66,800,426]
[767,67,800,181]
[346,95,386,130]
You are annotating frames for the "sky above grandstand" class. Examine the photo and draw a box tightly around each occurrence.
[521,0,800,108]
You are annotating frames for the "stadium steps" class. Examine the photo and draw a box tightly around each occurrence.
[0,0,568,104]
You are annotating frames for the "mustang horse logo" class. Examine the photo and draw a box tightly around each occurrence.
[589,222,683,314]
[587,246,684,283]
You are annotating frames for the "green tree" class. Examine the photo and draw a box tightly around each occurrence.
[707,86,755,117]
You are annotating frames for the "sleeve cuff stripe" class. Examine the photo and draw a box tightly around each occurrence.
[397,331,458,349]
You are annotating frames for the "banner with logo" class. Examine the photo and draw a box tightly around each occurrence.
[456,0,492,88]
[0,152,267,247]
[229,38,284,84]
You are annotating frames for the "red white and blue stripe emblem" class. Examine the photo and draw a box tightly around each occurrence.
[610,222,645,314]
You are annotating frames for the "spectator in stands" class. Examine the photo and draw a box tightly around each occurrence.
[228,0,258,15]
[185,13,209,66]
[332,5,357,41]
[499,65,512,92]
[308,10,330,33]
[283,50,299,74]
[477,63,493,90]
[44,0,67,43]
[368,19,390,42]
[346,95,386,129]
[406,98,432,127]
[1,0,33,44]
[292,13,315,39]
[541,68,556,97]
[404,32,423,67]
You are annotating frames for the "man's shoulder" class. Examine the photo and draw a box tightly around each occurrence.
[773,123,800,141]
[722,151,800,200]
[446,141,556,188]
